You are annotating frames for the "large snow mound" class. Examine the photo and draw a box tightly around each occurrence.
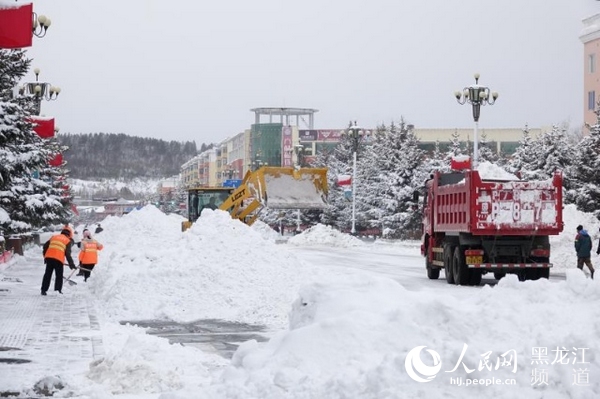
[89,206,338,328]
[287,224,364,247]
[196,271,600,398]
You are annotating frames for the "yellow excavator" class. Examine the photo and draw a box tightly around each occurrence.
[181,166,329,231]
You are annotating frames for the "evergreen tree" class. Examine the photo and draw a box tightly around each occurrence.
[477,131,498,163]
[421,140,449,178]
[572,105,600,217]
[0,49,68,234]
[360,118,426,238]
[524,124,575,182]
[444,129,466,165]
[506,124,537,176]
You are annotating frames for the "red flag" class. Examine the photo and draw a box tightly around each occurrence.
[70,204,79,216]
[29,116,55,138]
[337,174,352,186]
[0,3,33,49]
[49,153,63,167]
[451,155,471,171]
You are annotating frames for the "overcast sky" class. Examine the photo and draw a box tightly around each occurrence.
[21,0,600,144]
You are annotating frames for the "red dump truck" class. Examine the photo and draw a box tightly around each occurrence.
[419,169,563,285]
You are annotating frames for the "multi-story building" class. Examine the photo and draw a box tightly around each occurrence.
[580,13,600,128]
[181,107,544,189]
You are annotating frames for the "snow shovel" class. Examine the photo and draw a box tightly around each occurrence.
[63,266,78,286]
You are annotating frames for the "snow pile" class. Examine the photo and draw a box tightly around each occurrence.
[250,220,281,241]
[0,1,31,8]
[89,206,333,328]
[87,323,219,395]
[287,224,365,247]
[200,272,600,398]
[477,161,519,180]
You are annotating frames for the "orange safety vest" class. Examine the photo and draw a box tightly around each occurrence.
[78,239,103,264]
[45,234,71,263]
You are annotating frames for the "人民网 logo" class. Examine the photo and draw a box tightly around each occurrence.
[405,346,442,383]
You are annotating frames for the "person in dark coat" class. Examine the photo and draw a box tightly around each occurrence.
[95,224,103,234]
[575,225,595,279]
[41,229,77,295]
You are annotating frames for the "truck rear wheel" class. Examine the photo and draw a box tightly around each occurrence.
[494,271,505,280]
[444,245,454,284]
[539,268,550,279]
[427,268,440,279]
[453,247,469,286]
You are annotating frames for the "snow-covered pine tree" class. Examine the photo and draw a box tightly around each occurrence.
[0,49,69,234]
[420,140,449,179]
[444,128,465,165]
[360,118,426,238]
[506,124,537,176]
[524,124,575,183]
[477,131,498,163]
[571,104,600,217]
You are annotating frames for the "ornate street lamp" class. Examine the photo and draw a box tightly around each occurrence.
[294,144,306,168]
[344,121,369,235]
[454,73,498,168]
[20,68,61,115]
[32,13,52,38]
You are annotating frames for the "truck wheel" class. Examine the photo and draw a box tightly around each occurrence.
[493,271,505,280]
[469,270,482,286]
[525,269,540,281]
[427,268,440,280]
[444,245,454,284]
[539,268,550,279]
[453,247,469,286]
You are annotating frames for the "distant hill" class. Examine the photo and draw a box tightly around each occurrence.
[58,133,199,180]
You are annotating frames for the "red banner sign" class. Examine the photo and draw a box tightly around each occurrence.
[451,156,471,170]
[49,153,63,167]
[29,116,55,138]
[281,126,293,167]
[0,3,33,49]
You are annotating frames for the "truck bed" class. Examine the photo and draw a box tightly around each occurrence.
[432,170,563,236]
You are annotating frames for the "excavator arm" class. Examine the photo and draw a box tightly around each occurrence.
[183,166,329,230]
[219,166,329,225]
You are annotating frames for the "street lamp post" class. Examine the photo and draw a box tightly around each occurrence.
[223,166,238,185]
[454,73,498,168]
[345,121,367,235]
[292,143,307,233]
[20,67,61,115]
[294,144,306,168]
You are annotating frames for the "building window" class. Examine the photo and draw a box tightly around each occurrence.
[590,53,596,74]
[589,90,596,110]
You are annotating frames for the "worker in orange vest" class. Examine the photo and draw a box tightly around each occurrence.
[41,228,76,295]
[78,229,103,282]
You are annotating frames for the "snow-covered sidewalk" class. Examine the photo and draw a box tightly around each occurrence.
[0,252,103,396]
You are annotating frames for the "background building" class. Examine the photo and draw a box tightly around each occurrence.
[181,106,546,189]
[580,13,600,128]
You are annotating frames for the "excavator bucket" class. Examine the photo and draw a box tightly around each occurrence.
[183,166,329,229]
[246,166,329,209]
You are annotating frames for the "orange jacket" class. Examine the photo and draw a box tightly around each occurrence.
[78,238,103,265]
[44,234,72,264]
